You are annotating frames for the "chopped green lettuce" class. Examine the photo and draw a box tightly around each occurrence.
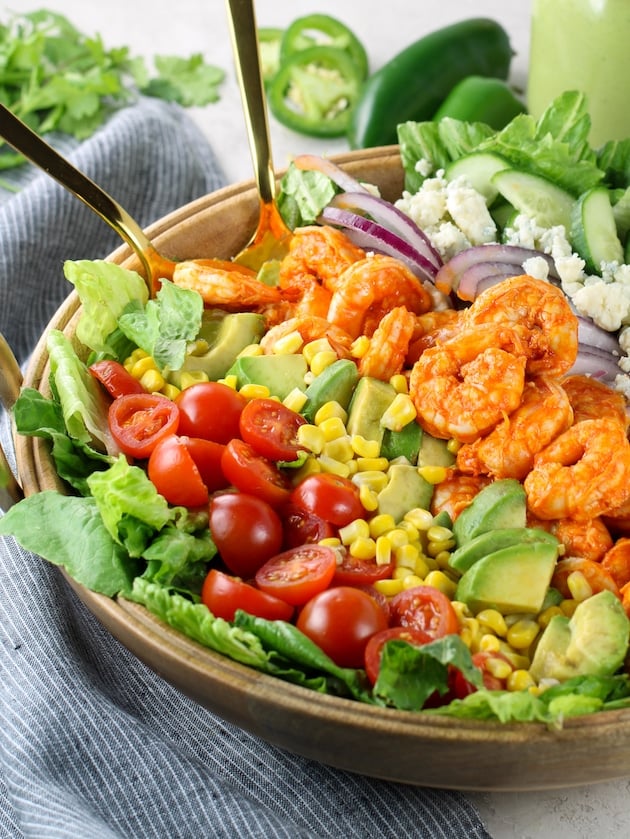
[278,162,339,228]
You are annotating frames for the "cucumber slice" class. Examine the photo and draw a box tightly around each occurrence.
[445,152,508,206]
[612,185,630,241]
[491,169,576,230]
[571,187,624,272]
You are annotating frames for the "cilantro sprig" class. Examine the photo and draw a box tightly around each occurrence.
[0,9,225,171]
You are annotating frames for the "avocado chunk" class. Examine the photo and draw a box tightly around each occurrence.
[449,526,559,574]
[170,311,265,384]
[416,432,456,468]
[529,590,630,682]
[455,540,559,614]
[376,464,433,522]
[301,359,359,422]
[381,421,424,464]
[227,353,307,400]
[346,376,397,446]
[452,478,526,546]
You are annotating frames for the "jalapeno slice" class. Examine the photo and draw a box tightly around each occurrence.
[258,27,284,86]
[279,13,369,82]
[268,45,363,138]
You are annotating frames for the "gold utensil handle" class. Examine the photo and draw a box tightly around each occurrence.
[0,104,155,286]
[225,0,276,205]
[0,333,23,507]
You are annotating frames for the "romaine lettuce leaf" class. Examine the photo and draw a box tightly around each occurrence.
[277,162,338,227]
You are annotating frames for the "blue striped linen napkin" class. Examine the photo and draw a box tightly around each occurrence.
[0,97,491,839]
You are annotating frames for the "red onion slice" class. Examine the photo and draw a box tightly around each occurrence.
[577,316,622,356]
[318,206,439,284]
[569,345,621,381]
[435,245,558,296]
[291,154,370,194]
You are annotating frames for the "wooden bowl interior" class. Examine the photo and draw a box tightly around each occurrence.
[15,147,630,791]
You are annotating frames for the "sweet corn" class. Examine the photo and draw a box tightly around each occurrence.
[397,520,420,542]
[394,542,420,569]
[302,338,333,365]
[317,416,347,441]
[417,465,448,484]
[476,609,508,638]
[355,456,389,472]
[423,570,457,598]
[314,401,347,425]
[506,619,540,650]
[374,578,404,597]
[139,369,165,393]
[160,383,181,400]
[369,513,397,538]
[322,437,354,463]
[478,633,501,653]
[318,537,342,548]
[537,605,564,628]
[219,374,239,390]
[310,350,338,377]
[403,507,434,531]
[317,455,351,478]
[389,374,408,394]
[350,435,380,459]
[507,669,536,692]
[126,347,148,365]
[433,550,452,570]
[386,528,409,549]
[339,519,370,545]
[239,383,270,400]
[393,565,416,581]
[401,573,424,589]
[270,330,303,354]
[426,538,455,557]
[485,657,512,681]
[283,387,308,413]
[446,438,461,455]
[349,536,377,560]
[560,599,579,617]
[297,424,326,455]
[236,342,263,357]
[179,370,209,389]
[130,355,158,378]
[358,484,379,512]
[567,570,593,602]
[380,393,417,432]
[427,524,454,542]
[460,618,482,650]
[350,335,370,358]
[375,535,393,566]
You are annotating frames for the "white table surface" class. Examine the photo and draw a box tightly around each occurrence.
[7,1,630,836]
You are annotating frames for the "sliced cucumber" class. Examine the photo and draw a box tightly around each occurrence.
[445,152,509,206]
[491,169,576,230]
[571,187,624,272]
[612,185,630,241]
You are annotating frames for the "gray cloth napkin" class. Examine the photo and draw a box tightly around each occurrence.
[0,98,491,839]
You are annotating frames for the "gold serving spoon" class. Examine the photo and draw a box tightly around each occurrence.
[225,0,292,270]
[0,103,175,296]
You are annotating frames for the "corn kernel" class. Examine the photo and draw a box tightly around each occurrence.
[131,355,158,378]
[380,393,417,432]
[485,657,513,681]
[127,347,148,364]
[423,570,457,598]
[283,387,308,413]
[302,338,333,365]
[496,643,530,670]
[352,471,388,493]
[317,456,351,478]
[314,401,347,425]
[401,574,424,589]
[310,350,338,377]
[375,535,393,566]
[507,669,536,692]
[323,437,354,463]
[426,538,455,557]
[219,374,239,390]
[403,507,434,531]
[433,550,452,570]
[350,537,377,560]
[369,513,397,538]
[318,537,342,548]
[339,519,371,545]
[374,578,404,597]
[417,465,448,484]
[389,374,408,394]
[350,335,370,358]
[394,543,420,569]
[359,484,379,512]
[187,339,211,356]
[451,600,473,621]
[506,619,540,650]
[560,599,579,617]
[291,457,321,482]
[567,570,593,602]
[160,383,181,400]
[350,435,381,459]
[297,424,326,454]
[239,383,270,400]
[316,416,346,441]
[446,438,461,454]
[179,370,209,389]
[356,456,390,472]
[477,609,508,637]
[413,555,431,579]
[397,520,419,542]
[478,633,501,653]
[386,528,409,549]
[140,369,165,393]
[271,330,303,355]
[427,524,454,543]
[236,342,263,357]
[460,618,482,650]
[537,605,564,628]
[393,565,415,581]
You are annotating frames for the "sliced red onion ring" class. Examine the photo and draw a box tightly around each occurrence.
[434,244,558,297]
[569,345,621,381]
[577,315,622,356]
[318,205,438,284]
[456,262,526,300]
[328,191,443,271]
[291,154,370,194]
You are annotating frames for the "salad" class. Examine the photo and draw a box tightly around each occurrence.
[2,91,630,725]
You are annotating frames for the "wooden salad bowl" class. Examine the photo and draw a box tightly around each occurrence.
[15,147,630,791]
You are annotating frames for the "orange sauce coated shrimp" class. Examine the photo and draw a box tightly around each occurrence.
[524,418,630,521]
[456,375,574,479]
[358,306,417,381]
[551,517,614,563]
[278,225,365,293]
[409,324,527,443]
[430,469,492,521]
[405,309,465,365]
[601,537,630,589]
[562,374,629,428]
[465,275,578,377]
[172,259,281,309]
[551,556,621,600]
[259,316,354,357]
[327,254,432,339]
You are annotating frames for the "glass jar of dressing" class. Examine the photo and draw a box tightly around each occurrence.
[527,0,630,146]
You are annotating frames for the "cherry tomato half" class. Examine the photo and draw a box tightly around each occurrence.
[183,437,229,494]
[389,585,459,640]
[332,554,394,587]
[148,435,209,507]
[364,626,432,685]
[175,381,247,443]
[290,473,364,527]
[209,492,284,578]
[89,360,146,398]
[296,586,388,668]
[201,569,294,622]
[281,503,335,549]
[109,392,179,459]
[255,544,337,606]
[239,397,307,462]
[221,438,292,507]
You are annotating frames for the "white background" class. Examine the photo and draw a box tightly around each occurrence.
[6,1,630,836]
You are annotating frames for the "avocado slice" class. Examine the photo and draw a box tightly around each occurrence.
[170,311,265,385]
[227,353,307,400]
[416,432,456,468]
[381,421,424,464]
[449,526,559,574]
[452,478,527,546]
[455,540,559,614]
[301,359,359,422]
[346,376,397,445]
[376,464,433,522]
[529,590,630,682]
